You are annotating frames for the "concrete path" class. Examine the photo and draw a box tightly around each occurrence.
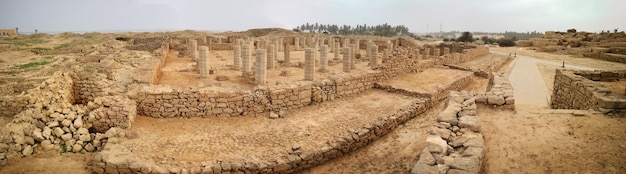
[491,51,596,107]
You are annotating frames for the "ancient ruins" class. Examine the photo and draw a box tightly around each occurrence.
[0,28,625,174]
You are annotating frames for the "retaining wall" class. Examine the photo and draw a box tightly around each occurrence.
[551,70,626,115]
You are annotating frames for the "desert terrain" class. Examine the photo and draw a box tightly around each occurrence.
[0,28,625,174]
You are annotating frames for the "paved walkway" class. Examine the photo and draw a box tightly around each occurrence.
[491,51,595,107]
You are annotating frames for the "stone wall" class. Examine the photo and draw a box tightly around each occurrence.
[210,43,235,50]
[71,73,114,105]
[150,43,170,85]
[126,37,167,52]
[89,98,434,174]
[86,96,137,133]
[551,70,626,115]
[411,72,516,174]
[0,71,136,167]
[412,91,485,174]
[134,46,490,118]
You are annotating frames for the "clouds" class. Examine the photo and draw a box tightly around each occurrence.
[0,0,623,33]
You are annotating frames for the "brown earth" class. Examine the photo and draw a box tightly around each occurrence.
[115,90,420,169]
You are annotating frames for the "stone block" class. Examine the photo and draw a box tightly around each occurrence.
[458,116,480,132]
[487,95,505,105]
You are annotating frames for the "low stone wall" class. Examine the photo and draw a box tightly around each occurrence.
[71,73,113,105]
[210,43,234,50]
[551,70,626,115]
[412,92,485,174]
[0,72,136,167]
[150,43,170,85]
[89,98,433,174]
[86,96,137,133]
[411,73,515,174]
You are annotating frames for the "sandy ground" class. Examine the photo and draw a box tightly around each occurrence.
[379,68,474,94]
[115,90,420,169]
[457,53,512,71]
[481,47,626,173]
[480,106,626,174]
[0,151,93,174]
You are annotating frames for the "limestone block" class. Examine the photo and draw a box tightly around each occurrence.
[425,135,448,154]
[458,116,480,132]
[486,95,505,105]
[437,110,458,126]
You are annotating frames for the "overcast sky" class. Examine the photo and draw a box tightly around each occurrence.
[0,0,624,33]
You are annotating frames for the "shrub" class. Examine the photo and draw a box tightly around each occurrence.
[115,37,131,41]
[498,38,516,47]
[443,38,450,42]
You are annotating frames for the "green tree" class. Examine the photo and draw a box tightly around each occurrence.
[458,32,474,42]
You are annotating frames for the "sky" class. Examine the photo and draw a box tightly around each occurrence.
[0,0,624,34]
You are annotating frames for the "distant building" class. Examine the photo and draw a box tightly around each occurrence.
[0,28,18,37]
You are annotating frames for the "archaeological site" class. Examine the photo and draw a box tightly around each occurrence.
[0,27,625,174]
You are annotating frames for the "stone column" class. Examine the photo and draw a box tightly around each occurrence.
[425,48,430,56]
[190,39,198,60]
[343,47,351,73]
[415,49,421,59]
[284,44,291,65]
[278,38,283,52]
[295,37,300,50]
[369,45,378,69]
[334,41,340,61]
[329,38,335,53]
[201,37,207,45]
[198,46,209,78]
[387,41,393,56]
[351,44,357,69]
[255,49,267,85]
[433,48,440,57]
[242,44,251,75]
[304,48,315,81]
[444,47,450,55]
[319,45,328,72]
[343,38,350,48]
[233,45,241,70]
[267,44,275,69]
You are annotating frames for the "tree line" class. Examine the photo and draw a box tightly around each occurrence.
[292,23,413,37]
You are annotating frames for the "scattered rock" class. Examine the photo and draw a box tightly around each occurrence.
[22,145,33,156]
[458,116,481,132]
[53,127,65,137]
[215,75,229,81]
[572,110,587,116]
[269,112,280,119]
